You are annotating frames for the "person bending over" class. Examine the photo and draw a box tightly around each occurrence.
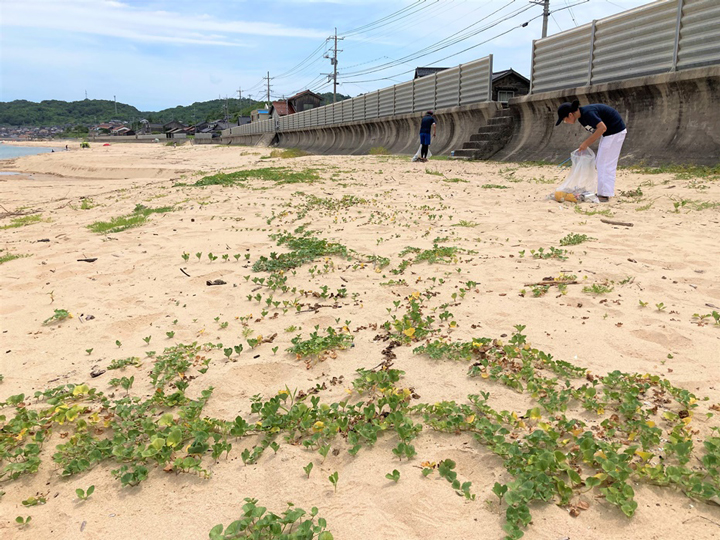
[556,100,627,202]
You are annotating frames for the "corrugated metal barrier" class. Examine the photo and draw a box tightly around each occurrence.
[229,55,492,136]
[530,0,720,93]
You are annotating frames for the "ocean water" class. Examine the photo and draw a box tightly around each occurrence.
[0,145,61,160]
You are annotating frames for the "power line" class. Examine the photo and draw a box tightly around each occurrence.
[339,2,530,78]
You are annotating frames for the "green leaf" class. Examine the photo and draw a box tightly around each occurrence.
[167,427,183,447]
[318,532,334,540]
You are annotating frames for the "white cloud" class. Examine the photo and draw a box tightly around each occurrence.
[2,0,327,47]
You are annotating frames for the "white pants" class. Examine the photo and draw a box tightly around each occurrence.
[596,129,627,197]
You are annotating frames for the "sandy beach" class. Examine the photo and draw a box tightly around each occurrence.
[1,141,719,540]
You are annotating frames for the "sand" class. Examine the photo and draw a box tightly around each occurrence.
[1,140,719,540]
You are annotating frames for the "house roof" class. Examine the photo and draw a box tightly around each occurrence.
[271,101,295,116]
[287,89,323,102]
[414,67,450,79]
[492,69,530,84]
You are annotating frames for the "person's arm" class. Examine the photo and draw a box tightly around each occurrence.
[432,121,437,138]
[578,121,606,152]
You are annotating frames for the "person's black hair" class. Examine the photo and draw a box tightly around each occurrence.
[570,100,580,112]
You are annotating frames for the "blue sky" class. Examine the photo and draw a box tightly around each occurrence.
[0,0,653,111]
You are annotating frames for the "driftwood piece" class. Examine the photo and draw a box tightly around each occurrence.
[601,218,633,227]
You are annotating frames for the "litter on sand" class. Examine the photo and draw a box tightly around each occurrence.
[550,148,599,203]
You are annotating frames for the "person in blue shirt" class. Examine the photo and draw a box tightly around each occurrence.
[418,111,437,162]
[556,100,627,202]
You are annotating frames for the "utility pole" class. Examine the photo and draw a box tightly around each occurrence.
[114,95,117,115]
[264,72,272,105]
[531,0,550,38]
[237,87,242,101]
[324,28,344,103]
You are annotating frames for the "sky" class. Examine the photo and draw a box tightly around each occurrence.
[0,0,654,111]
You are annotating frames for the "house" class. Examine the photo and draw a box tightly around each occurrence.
[250,109,270,123]
[414,67,450,79]
[145,123,165,134]
[491,69,530,104]
[288,90,323,112]
[112,126,134,136]
[163,120,185,132]
[269,100,295,120]
[236,116,251,126]
[413,66,529,105]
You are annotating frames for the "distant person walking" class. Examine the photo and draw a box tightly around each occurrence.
[418,111,436,162]
[556,100,627,202]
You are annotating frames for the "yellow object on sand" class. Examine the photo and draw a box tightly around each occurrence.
[554,191,577,203]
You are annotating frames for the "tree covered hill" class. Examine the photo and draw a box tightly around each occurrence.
[0,100,142,126]
[0,92,353,127]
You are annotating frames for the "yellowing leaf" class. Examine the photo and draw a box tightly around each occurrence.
[571,428,584,437]
[403,328,416,338]
[528,408,542,420]
[72,384,90,396]
[645,421,655,428]
[480,373,490,379]
[635,450,653,461]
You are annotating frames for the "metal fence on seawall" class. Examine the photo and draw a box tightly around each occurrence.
[530,0,720,93]
[229,55,493,136]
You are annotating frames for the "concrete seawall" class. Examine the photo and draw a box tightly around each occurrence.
[221,66,719,166]
[496,66,720,166]
[222,102,503,155]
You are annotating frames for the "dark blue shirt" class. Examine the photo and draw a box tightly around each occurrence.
[419,115,436,134]
[579,104,626,136]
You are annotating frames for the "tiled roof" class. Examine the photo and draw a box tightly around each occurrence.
[492,69,529,84]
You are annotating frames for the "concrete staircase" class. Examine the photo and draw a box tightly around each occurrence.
[452,108,515,160]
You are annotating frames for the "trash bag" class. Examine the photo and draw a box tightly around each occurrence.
[411,144,432,162]
[554,148,597,202]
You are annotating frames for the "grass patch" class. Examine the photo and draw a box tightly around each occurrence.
[88,204,173,234]
[451,220,477,227]
[0,250,27,265]
[425,169,444,176]
[627,163,720,180]
[574,206,614,217]
[583,283,614,295]
[400,244,461,264]
[180,167,320,187]
[481,184,509,189]
[269,148,309,159]
[559,233,594,246]
[0,214,43,230]
[368,146,390,155]
[253,227,350,273]
[442,178,468,183]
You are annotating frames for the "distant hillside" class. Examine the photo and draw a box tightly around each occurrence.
[0,92,354,127]
[145,98,262,125]
[317,92,351,104]
[0,99,141,126]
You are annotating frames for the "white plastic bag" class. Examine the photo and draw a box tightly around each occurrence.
[557,148,596,194]
[411,145,432,162]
